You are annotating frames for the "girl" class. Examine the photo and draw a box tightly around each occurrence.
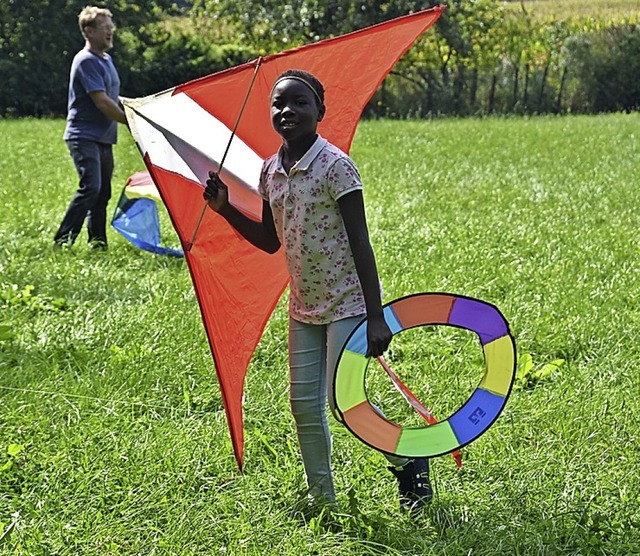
[204,69,431,514]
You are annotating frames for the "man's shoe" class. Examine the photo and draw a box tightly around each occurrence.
[53,240,73,251]
[88,239,108,251]
[388,458,432,514]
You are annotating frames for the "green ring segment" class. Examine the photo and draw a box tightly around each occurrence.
[333,293,516,458]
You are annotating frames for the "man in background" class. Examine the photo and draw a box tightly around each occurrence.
[53,6,127,250]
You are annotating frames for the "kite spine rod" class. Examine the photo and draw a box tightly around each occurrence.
[186,57,264,252]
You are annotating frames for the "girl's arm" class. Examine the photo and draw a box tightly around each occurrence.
[338,189,392,357]
[204,172,281,254]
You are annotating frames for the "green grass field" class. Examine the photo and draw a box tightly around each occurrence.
[1,114,639,555]
[503,0,640,21]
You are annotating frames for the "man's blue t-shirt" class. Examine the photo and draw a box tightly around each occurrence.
[63,48,121,144]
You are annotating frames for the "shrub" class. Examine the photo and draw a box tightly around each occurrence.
[565,24,640,113]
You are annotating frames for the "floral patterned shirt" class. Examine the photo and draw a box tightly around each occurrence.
[258,136,367,324]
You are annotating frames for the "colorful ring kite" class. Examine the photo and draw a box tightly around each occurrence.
[333,293,516,458]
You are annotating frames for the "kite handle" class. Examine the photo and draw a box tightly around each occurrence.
[186,57,264,252]
[377,355,463,468]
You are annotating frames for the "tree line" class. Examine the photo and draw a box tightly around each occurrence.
[1,0,638,118]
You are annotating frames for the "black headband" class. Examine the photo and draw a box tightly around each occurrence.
[270,76,323,106]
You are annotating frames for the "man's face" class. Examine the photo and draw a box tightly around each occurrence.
[86,16,115,52]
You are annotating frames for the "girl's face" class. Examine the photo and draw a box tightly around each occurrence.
[270,79,325,143]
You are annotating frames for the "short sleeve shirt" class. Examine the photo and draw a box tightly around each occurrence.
[258,136,367,324]
[63,48,121,144]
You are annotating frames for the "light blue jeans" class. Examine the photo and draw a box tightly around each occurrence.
[288,315,408,504]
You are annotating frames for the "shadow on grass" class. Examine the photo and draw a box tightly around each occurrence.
[296,493,638,556]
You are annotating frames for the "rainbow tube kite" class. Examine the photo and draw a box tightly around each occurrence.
[333,293,516,458]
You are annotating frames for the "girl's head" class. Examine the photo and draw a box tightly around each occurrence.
[270,70,326,143]
[271,70,325,107]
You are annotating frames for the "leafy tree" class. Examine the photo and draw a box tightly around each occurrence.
[382,0,505,116]
[3,0,638,117]
[121,28,253,96]
[1,0,77,115]
[565,23,640,113]
[0,0,179,116]
[192,0,435,52]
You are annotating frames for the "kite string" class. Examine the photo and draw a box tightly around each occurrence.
[186,56,264,252]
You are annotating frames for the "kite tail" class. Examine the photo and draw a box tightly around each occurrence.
[377,356,463,468]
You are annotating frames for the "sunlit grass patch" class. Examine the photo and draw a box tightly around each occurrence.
[503,0,640,22]
[2,114,639,554]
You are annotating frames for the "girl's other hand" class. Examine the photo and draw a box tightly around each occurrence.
[366,314,392,358]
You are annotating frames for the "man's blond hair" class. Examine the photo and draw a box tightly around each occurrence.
[78,6,113,37]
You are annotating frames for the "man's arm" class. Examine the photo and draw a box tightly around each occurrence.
[89,91,127,124]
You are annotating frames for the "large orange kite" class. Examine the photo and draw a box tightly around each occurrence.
[122,6,445,470]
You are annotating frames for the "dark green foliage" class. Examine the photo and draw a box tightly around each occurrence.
[117,29,253,97]
[0,0,79,116]
[565,24,640,113]
[193,0,435,49]
[1,0,639,117]
[0,0,180,116]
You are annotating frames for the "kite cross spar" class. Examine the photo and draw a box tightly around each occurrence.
[185,57,263,252]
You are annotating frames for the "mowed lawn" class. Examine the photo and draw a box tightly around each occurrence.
[503,0,640,21]
[1,114,639,555]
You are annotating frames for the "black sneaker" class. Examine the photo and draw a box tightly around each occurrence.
[53,235,74,250]
[388,458,432,514]
[88,239,108,251]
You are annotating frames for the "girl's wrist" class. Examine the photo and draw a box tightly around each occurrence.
[367,309,385,321]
